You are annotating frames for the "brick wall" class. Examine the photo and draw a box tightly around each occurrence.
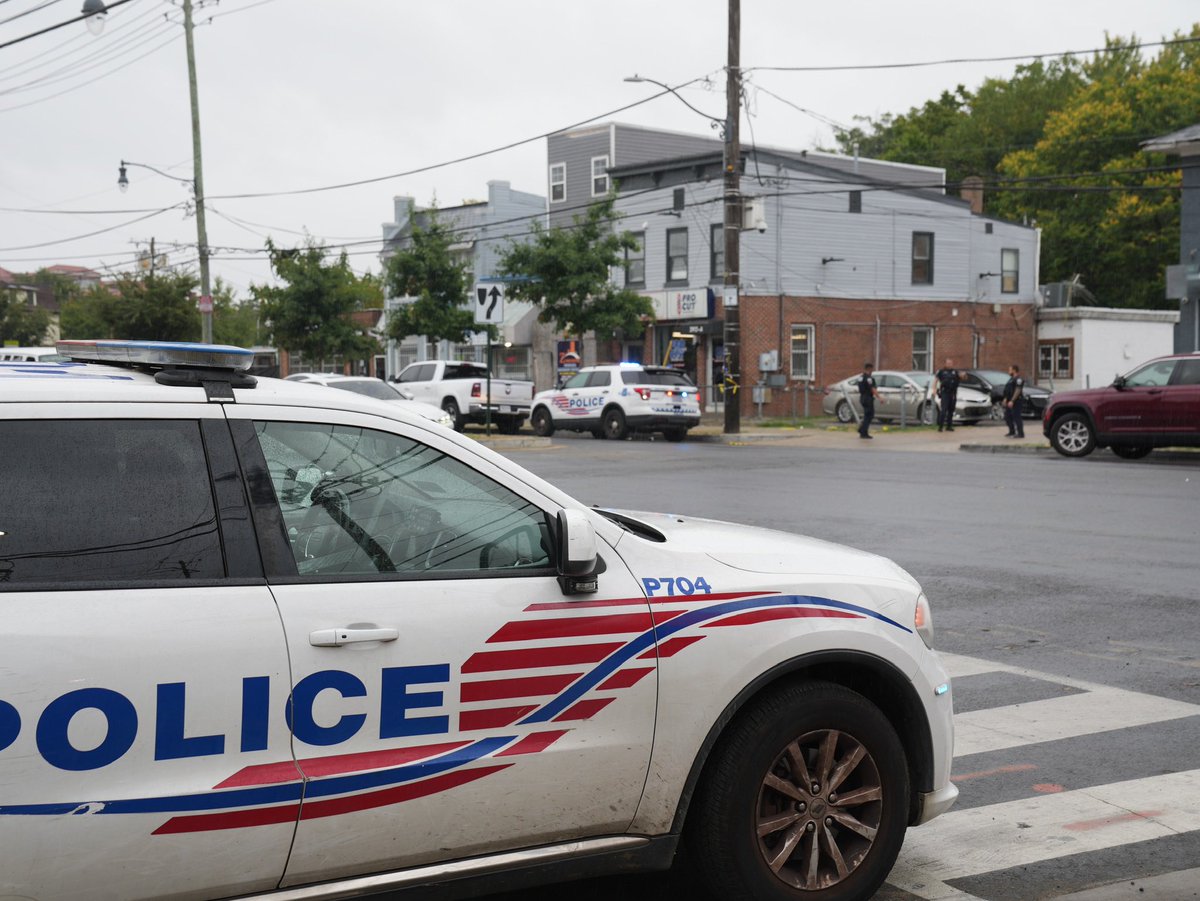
[736,295,1036,419]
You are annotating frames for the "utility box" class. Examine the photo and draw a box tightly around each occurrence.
[751,385,772,404]
[742,196,767,233]
[758,350,779,371]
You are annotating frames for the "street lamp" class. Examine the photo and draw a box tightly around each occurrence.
[81,0,107,35]
[623,75,724,134]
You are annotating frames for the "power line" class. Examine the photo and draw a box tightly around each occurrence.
[0,0,65,27]
[0,0,135,51]
[747,35,1200,73]
[0,27,180,111]
[0,203,186,252]
[0,0,146,78]
[205,77,715,201]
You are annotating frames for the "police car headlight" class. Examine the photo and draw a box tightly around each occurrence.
[437,414,453,428]
[914,592,934,648]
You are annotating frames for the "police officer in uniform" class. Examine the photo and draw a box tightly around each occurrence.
[933,357,961,432]
[857,362,880,439]
[1003,363,1025,438]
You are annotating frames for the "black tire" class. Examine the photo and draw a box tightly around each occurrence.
[835,401,854,424]
[603,407,628,440]
[990,402,1005,422]
[442,398,464,432]
[1049,412,1095,458]
[530,406,554,437]
[664,427,688,443]
[687,682,909,901]
[917,402,933,426]
[1111,445,1152,460]
[497,417,521,435]
[590,427,606,439]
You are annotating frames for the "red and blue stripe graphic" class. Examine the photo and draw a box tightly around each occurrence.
[0,591,907,832]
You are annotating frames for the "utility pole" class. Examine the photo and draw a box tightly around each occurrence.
[182,0,213,344]
[722,0,742,434]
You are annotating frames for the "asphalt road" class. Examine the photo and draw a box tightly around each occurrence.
[475,435,1200,901]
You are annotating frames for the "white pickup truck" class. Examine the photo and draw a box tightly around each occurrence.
[394,360,534,433]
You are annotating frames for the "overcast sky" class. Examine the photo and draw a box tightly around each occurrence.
[1,0,1197,299]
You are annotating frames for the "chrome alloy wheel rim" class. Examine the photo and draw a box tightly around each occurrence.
[1057,420,1090,452]
[755,729,882,891]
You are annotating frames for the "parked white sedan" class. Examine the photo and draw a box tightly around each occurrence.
[822,370,993,425]
[285,372,454,428]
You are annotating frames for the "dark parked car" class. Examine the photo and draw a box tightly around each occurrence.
[1042,353,1200,458]
[960,369,1050,420]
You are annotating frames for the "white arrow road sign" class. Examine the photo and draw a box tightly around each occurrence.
[474,282,505,325]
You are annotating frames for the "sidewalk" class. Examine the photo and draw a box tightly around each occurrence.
[468,417,1052,454]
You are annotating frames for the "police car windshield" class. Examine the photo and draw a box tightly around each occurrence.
[333,380,400,401]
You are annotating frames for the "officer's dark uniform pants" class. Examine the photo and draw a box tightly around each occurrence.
[938,391,957,428]
[1005,403,1024,437]
[859,400,874,436]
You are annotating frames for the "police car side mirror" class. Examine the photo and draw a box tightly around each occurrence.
[557,508,600,595]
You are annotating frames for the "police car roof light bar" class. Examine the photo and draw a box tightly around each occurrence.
[56,340,255,372]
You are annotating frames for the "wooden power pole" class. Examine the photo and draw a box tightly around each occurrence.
[722,0,742,434]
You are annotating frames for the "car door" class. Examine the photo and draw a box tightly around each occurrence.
[398,362,438,404]
[225,406,655,886]
[0,410,295,901]
[1095,359,1176,434]
[549,370,593,425]
[874,373,904,419]
[1163,358,1200,436]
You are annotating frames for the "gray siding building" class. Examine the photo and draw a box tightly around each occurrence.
[380,180,545,379]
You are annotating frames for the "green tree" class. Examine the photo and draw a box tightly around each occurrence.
[0,290,52,345]
[498,196,653,337]
[252,240,382,366]
[383,212,475,346]
[212,278,264,347]
[995,30,1200,308]
[59,284,118,339]
[108,271,202,340]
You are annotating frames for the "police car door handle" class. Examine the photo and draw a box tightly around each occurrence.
[309,627,399,647]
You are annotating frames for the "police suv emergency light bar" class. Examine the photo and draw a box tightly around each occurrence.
[57,340,254,372]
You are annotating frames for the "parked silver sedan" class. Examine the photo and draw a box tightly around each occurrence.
[822,370,993,425]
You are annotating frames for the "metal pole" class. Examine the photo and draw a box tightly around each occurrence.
[722,0,741,434]
[486,341,493,436]
[183,0,212,344]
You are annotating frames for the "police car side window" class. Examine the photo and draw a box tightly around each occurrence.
[0,420,223,586]
[586,371,612,388]
[254,422,552,578]
[562,373,589,389]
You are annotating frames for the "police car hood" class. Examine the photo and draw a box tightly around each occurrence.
[604,508,917,586]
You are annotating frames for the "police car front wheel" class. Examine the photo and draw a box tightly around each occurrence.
[688,682,909,901]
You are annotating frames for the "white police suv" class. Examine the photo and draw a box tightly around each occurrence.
[0,341,956,901]
[530,363,702,441]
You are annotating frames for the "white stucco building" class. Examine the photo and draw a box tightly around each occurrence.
[1035,306,1181,391]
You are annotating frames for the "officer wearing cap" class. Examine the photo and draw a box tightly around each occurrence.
[857,362,880,439]
[933,357,961,432]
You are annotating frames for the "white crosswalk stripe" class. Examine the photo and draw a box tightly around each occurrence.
[888,653,1200,900]
[941,653,1200,756]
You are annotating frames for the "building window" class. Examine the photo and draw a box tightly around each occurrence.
[1038,340,1074,380]
[1001,248,1019,294]
[549,163,565,203]
[912,232,934,285]
[625,231,645,287]
[591,156,609,197]
[848,191,862,213]
[912,328,933,372]
[710,224,724,282]
[790,325,814,380]
[667,228,688,283]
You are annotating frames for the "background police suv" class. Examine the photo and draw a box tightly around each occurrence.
[530,363,702,441]
[0,341,956,901]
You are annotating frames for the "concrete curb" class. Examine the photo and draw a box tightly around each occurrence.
[960,442,1053,455]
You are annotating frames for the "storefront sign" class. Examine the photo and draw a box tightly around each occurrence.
[643,288,713,321]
